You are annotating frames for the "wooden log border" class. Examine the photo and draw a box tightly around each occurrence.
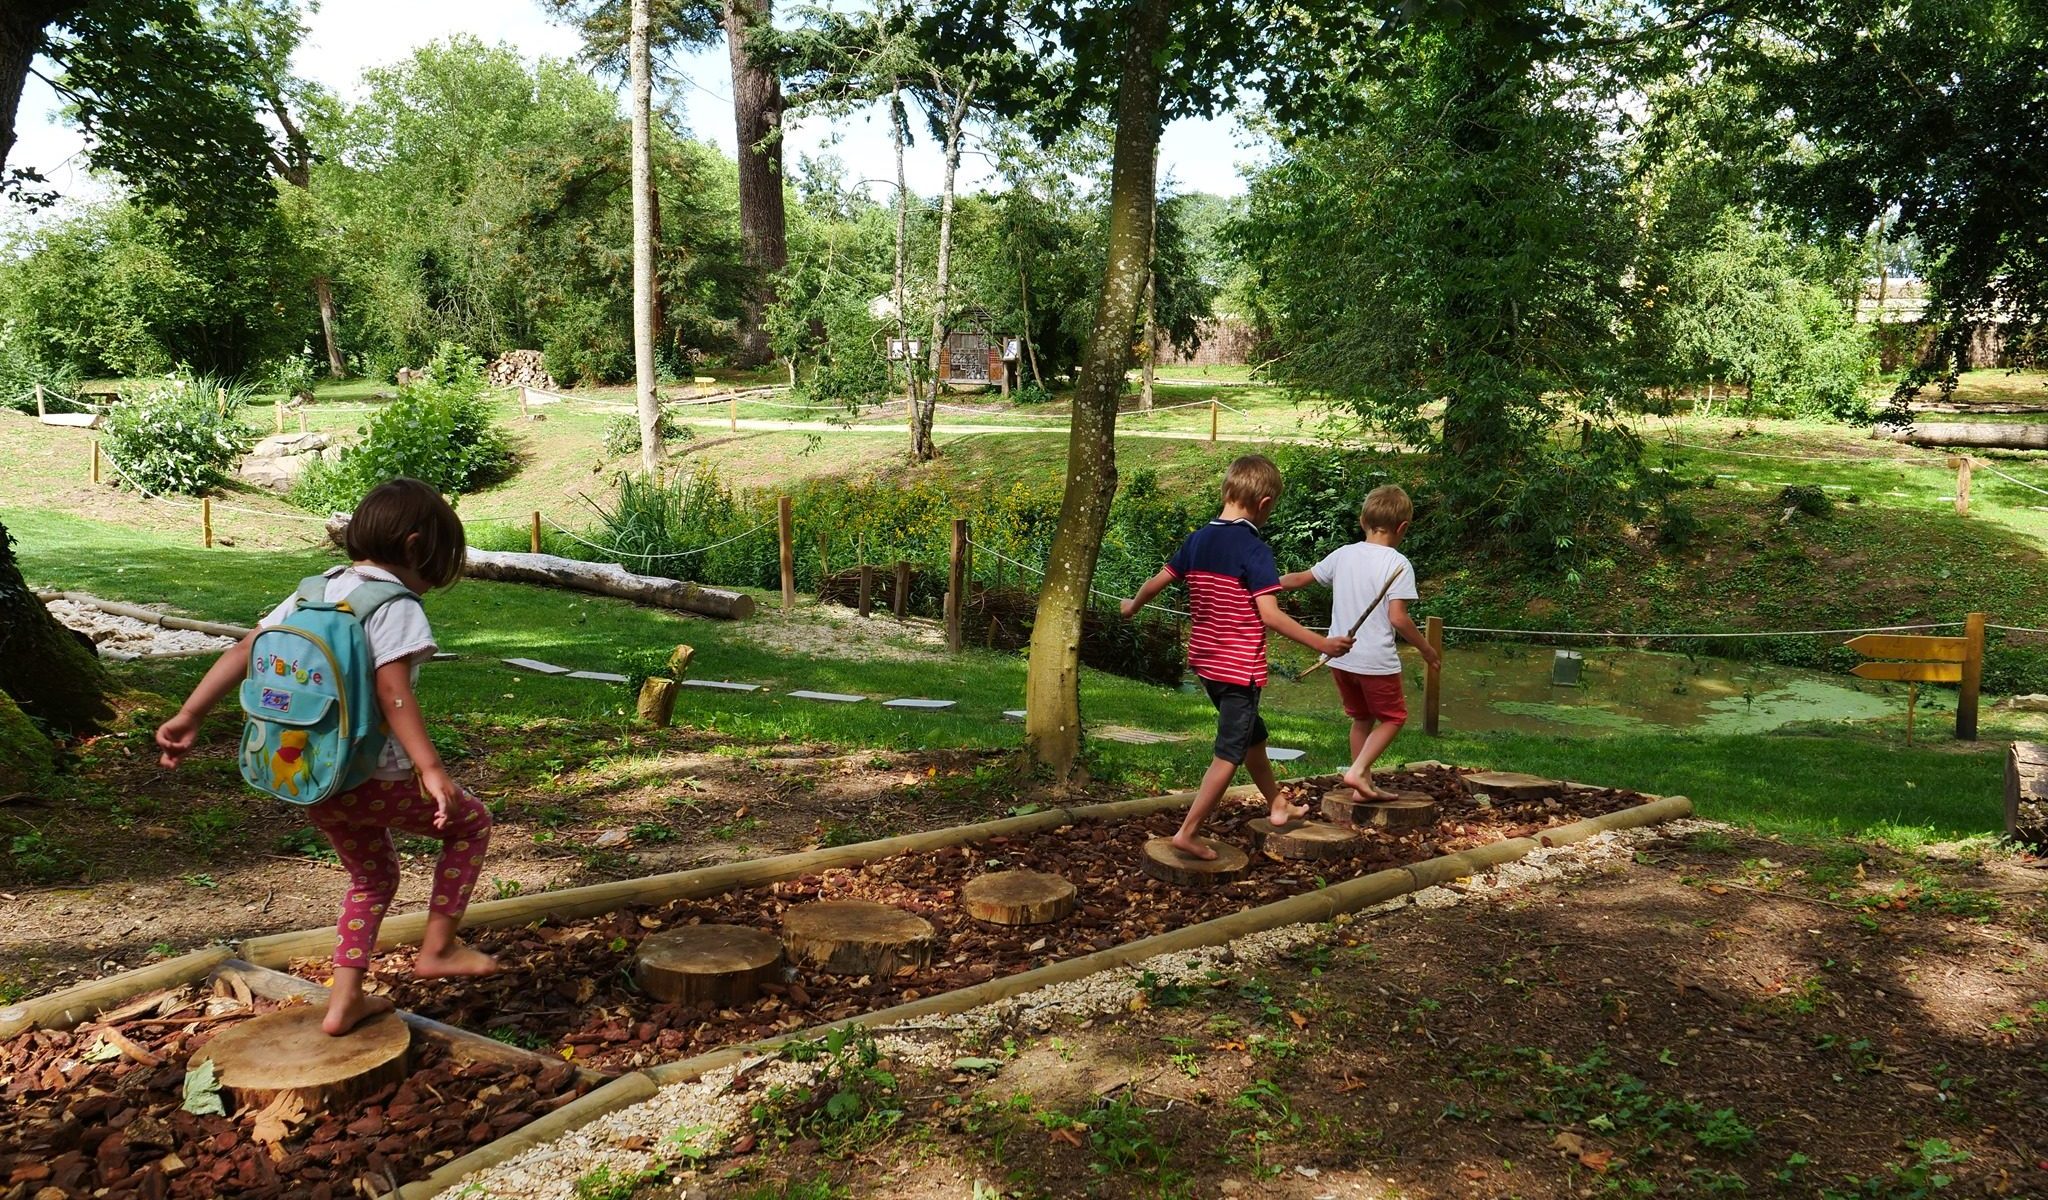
[35,591,253,640]
[392,793,1692,1199]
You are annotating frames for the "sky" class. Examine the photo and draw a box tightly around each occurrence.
[9,0,1261,224]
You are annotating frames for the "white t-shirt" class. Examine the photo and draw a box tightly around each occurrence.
[261,565,435,780]
[1310,542,1419,676]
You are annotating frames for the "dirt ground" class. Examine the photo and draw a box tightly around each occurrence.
[640,829,2048,1200]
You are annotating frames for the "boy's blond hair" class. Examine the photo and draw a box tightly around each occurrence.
[1360,484,1413,533]
[1221,455,1284,508]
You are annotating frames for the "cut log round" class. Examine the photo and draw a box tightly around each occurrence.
[1882,421,2048,450]
[1245,818,1362,862]
[961,871,1077,925]
[1461,771,1562,802]
[197,1005,410,1114]
[1323,791,1439,830]
[637,677,678,727]
[781,901,935,976]
[1140,836,1250,886]
[636,925,784,1006]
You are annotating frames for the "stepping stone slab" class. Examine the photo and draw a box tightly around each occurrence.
[677,679,761,692]
[782,901,935,976]
[1002,710,1027,721]
[196,1006,410,1114]
[882,698,957,709]
[1322,791,1439,831]
[961,870,1077,926]
[788,690,865,703]
[504,658,571,675]
[637,924,785,1006]
[567,670,630,683]
[1462,771,1563,802]
[1140,836,1250,887]
[1095,725,1190,745]
[1246,818,1362,862]
[1265,747,1306,762]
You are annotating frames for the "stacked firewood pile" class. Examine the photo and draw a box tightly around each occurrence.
[486,350,556,391]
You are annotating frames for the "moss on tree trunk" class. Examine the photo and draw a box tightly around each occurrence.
[0,518,112,735]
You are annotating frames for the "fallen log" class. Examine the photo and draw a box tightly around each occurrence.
[323,515,754,619]
[1881,421,2048,450]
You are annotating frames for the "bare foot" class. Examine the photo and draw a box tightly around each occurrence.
[321,990,394,1037]
[1342,772,1399,801]
[1266,799,1310,827]
[1168,835,1219,861]
[414,943,500,979]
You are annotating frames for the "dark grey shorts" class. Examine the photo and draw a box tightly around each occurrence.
[1203,678,1269,765]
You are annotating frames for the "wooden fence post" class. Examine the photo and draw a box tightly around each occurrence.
[202,498,214,548]
[946,518,968,652]
[34,383,45,420]
[1958,610,1986,741]
[519,386,530,418]
[778,495,795,612]
[893,560,911,620]
[274,401,284,434]
[729,396,738,433]
[858,563,874,618]
[298,409,307,434]
[1209,399,1218,444]
[90,440,101,485]
[818,531,830,600]
[530,512,543,555]
[1951,455,1973,516]
[1424,616,1444,736]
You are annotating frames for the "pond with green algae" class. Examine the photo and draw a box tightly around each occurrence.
[1256,642,1941,736]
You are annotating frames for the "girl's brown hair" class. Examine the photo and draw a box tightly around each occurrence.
[345,477,467,589]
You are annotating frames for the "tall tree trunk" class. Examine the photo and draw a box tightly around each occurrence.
[1139,146,1159,411]
[915,85,972,463]
[1020,267,1044,390]
[0,4,76,180]
[891,81,919,425]
[724,0,787,368]
[0,519,112,735]
[630,0,663,472]
[1022,0,1170,781]
[313,275,345,377]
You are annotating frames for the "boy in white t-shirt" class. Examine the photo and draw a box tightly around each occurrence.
[1280,485,1440,802]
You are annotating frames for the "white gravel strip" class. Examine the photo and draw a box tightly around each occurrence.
[45,598,236,660]
[435,816,1727,1199]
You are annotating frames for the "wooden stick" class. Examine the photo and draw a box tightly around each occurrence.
[893,560,911,619]
[529,511,542,555]
[729,395,738,432]
[35,382,45,420]
[1294,566,1404,681]
[274,401,284,433]
[1424,616,1444,736]
[858,563,874,617]
[946,518,968,652]
[1209,399,1218,444]
[90,440,101,485]
[818,530,830,599]
[1956,455,1973,516]
[778,495,795,612]
[1907,681,1917,745]
[202,498,213,548]
[1958,610,1985,741]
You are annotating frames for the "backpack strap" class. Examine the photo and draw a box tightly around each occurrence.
[294,575,333,606]
[339,580,420,626]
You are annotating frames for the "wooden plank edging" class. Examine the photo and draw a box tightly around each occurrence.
[396,793,1693,1199]
[0,946,234,1040]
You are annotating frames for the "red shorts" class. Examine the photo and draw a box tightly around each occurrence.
[1332,669,1407,723]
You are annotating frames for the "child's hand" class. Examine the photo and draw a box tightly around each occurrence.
[419,766,468,831]
[1420,643,1443,670]
[1320,634,1355,659]
[1118,597,1140,618]
[155,712,202,769]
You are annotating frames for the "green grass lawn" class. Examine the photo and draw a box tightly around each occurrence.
[6,507,2010,847]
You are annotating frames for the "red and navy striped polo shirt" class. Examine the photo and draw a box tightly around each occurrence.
[1164,518,1282,687]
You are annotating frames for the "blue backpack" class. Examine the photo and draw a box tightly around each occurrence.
[238,573,417,805]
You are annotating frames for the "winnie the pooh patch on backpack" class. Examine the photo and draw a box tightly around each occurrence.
[238,573,416,805]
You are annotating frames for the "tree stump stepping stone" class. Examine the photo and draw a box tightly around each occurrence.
[1462,771,1563,801]
[882,698,956,709]
[788,690,865,703]
[782,900,935,976]
[636,924,785,1005]
[678,679,761,692]
[195,1006,410,1114]
[961,870,1077,925]
[504,657,571,675]
[1322,791,1439,830]
[1140,837,1250,886]
[1246,818,1361,861]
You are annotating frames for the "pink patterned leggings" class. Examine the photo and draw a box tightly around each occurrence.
[306,776,493,968]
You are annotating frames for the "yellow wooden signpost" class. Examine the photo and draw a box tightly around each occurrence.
[1845,612,1986,742]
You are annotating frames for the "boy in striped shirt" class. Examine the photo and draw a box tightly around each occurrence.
[1121,455,1354,860]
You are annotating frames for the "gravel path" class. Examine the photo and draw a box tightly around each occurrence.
[45,598,237,660]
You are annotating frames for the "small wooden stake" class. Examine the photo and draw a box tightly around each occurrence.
[818,530,830,599]
[202,498,213,548]
[858,563,874,617]
[1958,610,1985,741]
[298,409,308,434]
[636,925,783,1005]
[946,518,968,652]
[666,644,696,677]
[1209,398,1218,443]
[274,400,284,433]
[530,511,543,555]
[637,677,678,727]
[1954,455,1973,516]
[782,900,935,976]
[90,440,102,485]
[962,870,1076,925]
[197,1006,411,1115]
[1423,616,1444,735]
[34,382,45,419]
[729,395,738,432]
[778,495,795,612]
[1907,681,1918,745]
[519,386,530,418]
[893,560,911,619]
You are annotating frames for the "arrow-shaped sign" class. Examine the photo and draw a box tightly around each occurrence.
[1851,661,1963,683]
[1843,634,1968,662]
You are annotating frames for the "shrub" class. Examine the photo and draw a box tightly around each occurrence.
[100,375,253,495]
[0,337,81,415]
[602,410,692,459]
[264,354,319,401]
[1777,484,1832,517]
[293,342,513,512]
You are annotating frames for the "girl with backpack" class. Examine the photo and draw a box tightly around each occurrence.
[156,477,497,1035]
